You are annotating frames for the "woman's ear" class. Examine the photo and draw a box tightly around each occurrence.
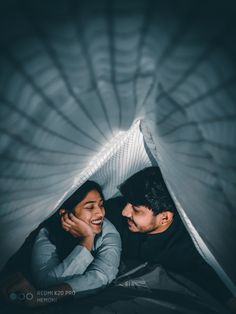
[59,208,66,216]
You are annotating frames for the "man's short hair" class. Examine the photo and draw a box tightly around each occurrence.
[119,167,176,215]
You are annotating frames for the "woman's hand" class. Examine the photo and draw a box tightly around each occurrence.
[60,209,94,250]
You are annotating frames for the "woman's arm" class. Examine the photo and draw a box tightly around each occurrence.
[64,229,121,297]
[32,218,121,297]
[31,228,94,289]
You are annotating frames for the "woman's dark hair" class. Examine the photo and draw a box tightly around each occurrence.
[44,180,104,260]
[62,181,104,213]
[4,181,104,279]
[119,167,176,215]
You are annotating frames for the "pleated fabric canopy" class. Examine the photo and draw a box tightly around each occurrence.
[0,0,235,295]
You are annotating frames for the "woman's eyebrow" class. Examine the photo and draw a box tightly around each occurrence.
[84,199,103,205]
[84,201,95,205]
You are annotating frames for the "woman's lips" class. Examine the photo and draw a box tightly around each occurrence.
[91,218,103,225]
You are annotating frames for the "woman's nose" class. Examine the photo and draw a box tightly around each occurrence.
[122,203,132,218]
[94,205,105,216]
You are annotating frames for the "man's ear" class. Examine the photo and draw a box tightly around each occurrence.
[161,211,174,225]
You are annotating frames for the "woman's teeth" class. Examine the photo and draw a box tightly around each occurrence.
[91,219,103,225]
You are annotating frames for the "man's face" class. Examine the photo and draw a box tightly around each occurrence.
[73,190,105,235]
[122,203,163,234]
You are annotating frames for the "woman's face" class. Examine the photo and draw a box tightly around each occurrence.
[73,190,105,234]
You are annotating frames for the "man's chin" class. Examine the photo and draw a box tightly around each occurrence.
[127,221,138,232]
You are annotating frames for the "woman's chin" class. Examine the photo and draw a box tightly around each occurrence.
[91,223,102,234]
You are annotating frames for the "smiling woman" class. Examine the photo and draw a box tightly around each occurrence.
[68,189,105,235]
[0,181,121,307]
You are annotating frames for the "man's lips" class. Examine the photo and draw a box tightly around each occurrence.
[127,219,135,226]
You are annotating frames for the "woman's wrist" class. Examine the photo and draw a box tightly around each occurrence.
[79,235,94,251]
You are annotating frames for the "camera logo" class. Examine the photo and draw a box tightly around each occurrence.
[9,292,33,301]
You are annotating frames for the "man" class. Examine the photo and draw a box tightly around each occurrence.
[105,167,235,311]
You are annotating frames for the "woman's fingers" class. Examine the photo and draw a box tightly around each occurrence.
[61,212,82,227]
[61,214,74,232]
[69,213,88,226]
[68,213,80,222]
[69,229,79,238]
[68,214,93,237]
[61,217,71,227]
[61,213,75,226]
[61,223,70,231]
[61,213,93,237]
[61,219,71,229]
[68,214,89,228]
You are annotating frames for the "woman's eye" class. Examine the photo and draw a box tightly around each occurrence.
[84,206,93,210]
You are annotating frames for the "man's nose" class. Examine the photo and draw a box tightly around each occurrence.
[122,203,132,218]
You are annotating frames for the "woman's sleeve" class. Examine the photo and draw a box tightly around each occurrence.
[31,228,94,288]
[65,231,121,297]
